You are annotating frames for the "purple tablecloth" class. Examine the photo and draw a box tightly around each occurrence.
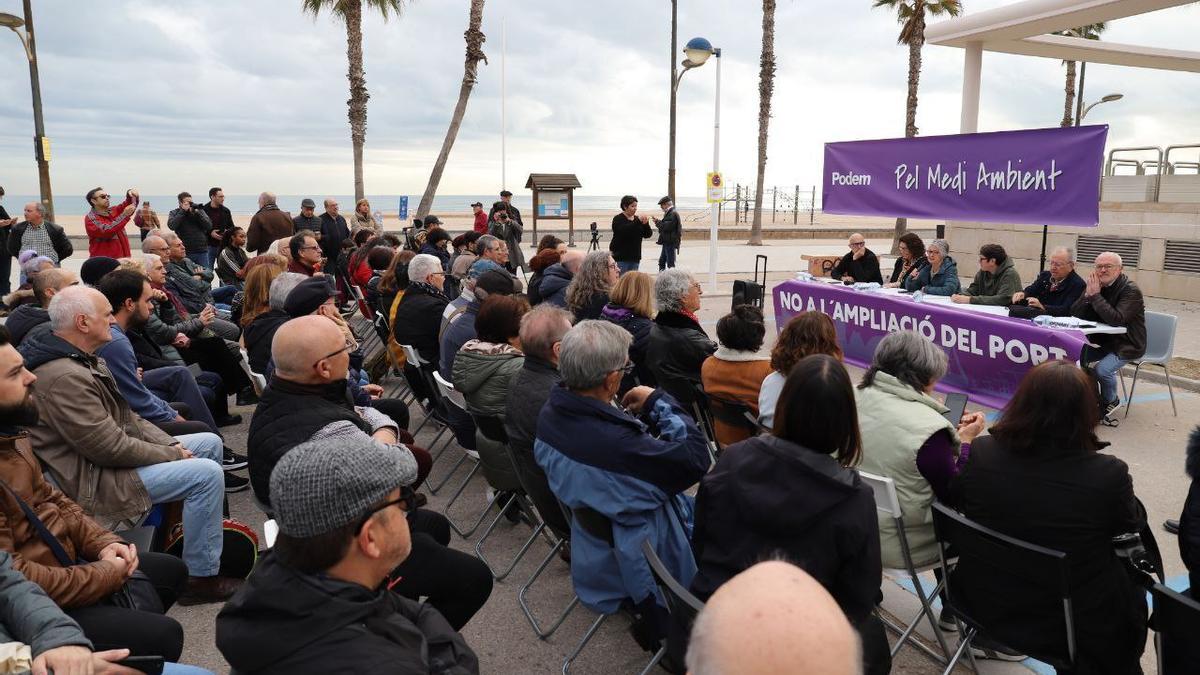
[772,279,1089,410]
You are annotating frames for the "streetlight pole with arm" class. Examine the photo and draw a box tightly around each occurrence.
[1,1,54,222]
[680,37,721,292]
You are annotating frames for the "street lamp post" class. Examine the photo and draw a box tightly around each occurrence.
[681,37,721,292]
[1077,93,1124,125]
[1,1,54,222]
[1039,86,1123,270]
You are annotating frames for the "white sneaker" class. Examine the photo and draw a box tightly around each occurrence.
[937,611,959,633]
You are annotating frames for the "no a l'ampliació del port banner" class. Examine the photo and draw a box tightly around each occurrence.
[822,125,1108,227]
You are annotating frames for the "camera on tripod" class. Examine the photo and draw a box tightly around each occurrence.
[588,221,601,251]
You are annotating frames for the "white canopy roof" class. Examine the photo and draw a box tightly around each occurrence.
[925,0,1200,73]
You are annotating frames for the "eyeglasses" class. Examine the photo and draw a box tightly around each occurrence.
[95,194,110,200]
[925,249,941,255]
[612,361,635,375]
[312,338,354,368]
[355,496,408,533]
[1094,263,1118,271]
[300,245,320,252]
[849,242,865,248]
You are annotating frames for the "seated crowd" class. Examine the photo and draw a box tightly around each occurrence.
[0,181,1178,675]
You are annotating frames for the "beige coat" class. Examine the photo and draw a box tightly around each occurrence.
[24,337,179,528]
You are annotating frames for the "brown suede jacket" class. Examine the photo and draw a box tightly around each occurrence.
[0,432,124,608]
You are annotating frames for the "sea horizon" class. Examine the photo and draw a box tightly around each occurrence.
[4,193,720,219]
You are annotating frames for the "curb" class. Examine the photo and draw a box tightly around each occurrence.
[1121,365,1200,395]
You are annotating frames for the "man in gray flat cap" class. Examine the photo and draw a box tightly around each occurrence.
[217,437,480,675]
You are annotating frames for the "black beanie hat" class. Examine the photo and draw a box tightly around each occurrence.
[80,257,120,287]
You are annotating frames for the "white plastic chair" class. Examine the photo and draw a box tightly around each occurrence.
[238,346,267,395]
[263,519,279,549]
[1120,311,1178,418]
[858,470,953,665]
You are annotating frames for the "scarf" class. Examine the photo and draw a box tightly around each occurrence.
[409,280,448,301]
[151,281,190,318]
[680,308,701,325]
[460,339,523,356]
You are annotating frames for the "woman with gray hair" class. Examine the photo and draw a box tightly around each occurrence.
[856,330,985,572]
[647,268,716,407]
[565,250,619,321]
[903,238,960,296]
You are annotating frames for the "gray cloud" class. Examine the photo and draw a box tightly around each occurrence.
[0,0,1196,199]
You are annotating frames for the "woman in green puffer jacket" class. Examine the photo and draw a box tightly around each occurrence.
[452,294,530,499]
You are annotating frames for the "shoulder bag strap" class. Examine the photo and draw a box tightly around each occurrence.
[0,479,76,567]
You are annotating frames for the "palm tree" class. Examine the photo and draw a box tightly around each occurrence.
[872,0,963,252]
[417,0,488,220]
[304,0,406,202]
[1055,23,1107,127]
[748,0,776,247]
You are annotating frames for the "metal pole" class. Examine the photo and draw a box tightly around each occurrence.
[960,42,983,134]
[1074,62,1087,127]
[793,184,798,225]
[501,18,507,190]
[810,185,815,225]
[23,0,53,222]
[667,0,678,201]
[708,49,721,293]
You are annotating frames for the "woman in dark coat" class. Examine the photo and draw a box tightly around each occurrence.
[689,354,889,674]
[646,268,716,407]
[599,270,656,392]
[950,360,1148,673]
[565,251,617,322]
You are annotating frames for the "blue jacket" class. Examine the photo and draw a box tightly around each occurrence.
[439,300,480,378]
[534,386,709,613]
[904,255,961,296]
[96,325,177,424]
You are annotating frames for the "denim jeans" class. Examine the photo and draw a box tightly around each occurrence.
[143,366,219,433]
[135,432,224,577]
[186,250,210,270]
[210,285,238,304]
[1083,346,1127,406]
[658,245,678,271]
[616,261,640,276]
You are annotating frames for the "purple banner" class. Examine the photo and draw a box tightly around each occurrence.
[822,125,1107,227]
[773,280,1089,410]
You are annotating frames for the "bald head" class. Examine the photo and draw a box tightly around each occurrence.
[560,249,585,274]
[272,316,347,384]
[687,561,859,675]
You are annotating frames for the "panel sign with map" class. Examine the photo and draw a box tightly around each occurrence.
[537,190,569,218]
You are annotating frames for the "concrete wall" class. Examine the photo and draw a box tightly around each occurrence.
[945,202,1200,301]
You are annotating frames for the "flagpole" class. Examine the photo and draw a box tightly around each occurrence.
[501,17,507,191]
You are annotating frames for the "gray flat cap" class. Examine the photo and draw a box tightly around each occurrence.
[269,436,409,538]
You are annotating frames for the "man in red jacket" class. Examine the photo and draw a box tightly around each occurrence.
[83,187,138,258]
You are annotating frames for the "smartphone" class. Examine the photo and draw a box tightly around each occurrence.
[117,656,165,675]
[942,393,968,425]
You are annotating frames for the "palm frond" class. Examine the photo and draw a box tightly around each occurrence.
[302,0,405,21]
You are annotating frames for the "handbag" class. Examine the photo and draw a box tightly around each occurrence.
[164,517,259,579]
[0,479,163,613]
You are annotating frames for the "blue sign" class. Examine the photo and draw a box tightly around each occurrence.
[399,196,408,220]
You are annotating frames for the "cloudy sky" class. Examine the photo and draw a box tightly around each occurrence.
[1,0,1198,204]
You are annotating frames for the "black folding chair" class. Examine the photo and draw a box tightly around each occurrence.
[640,539,704,675]
[1152,582,1200,674]
[706,394,765,439]
[559,508,662,675]
[471,415,546,581]
[687,387,720,465]
[932,502,1076,673]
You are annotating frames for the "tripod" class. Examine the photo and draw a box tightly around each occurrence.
[588,229,601,252]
